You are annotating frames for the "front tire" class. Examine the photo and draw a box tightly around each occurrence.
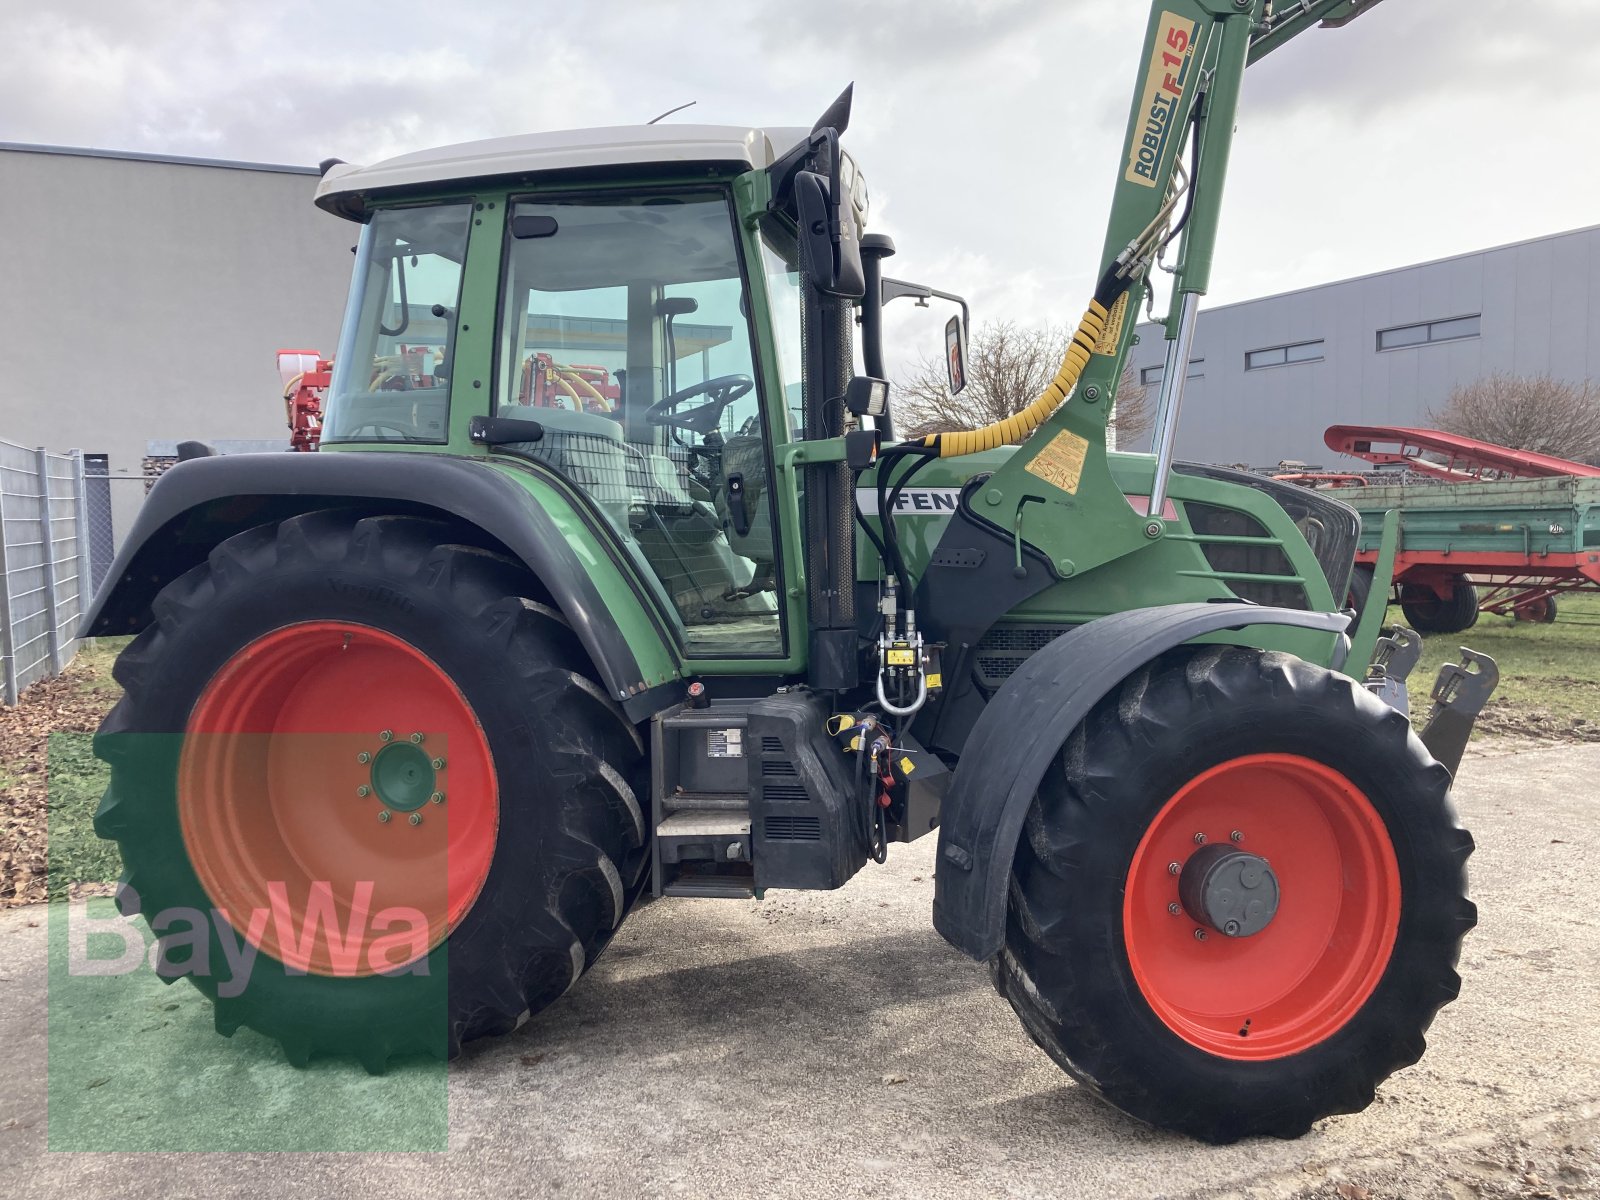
[93,511,647,1068]
[996,645,1474,1143]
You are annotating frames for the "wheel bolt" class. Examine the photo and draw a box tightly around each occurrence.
[378,810,391,823]
[356,751,371,764]
[1167,902,1180,916]
[1193,832,1207,845]
[379,730,393,743]
[431,757,446,770]
[408,812,422,826]
[1167,862,1180,876]
[430,791,445,805]
[410,732,425,744]
[1230,830,1244,843]
[356,785,371,797]
[1194,928,1207,941]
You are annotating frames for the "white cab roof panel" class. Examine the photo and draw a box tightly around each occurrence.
[316,124,811,219]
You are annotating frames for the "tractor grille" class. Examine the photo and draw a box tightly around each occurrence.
[1184,501,1309,610]
[1175,463,1358,606]
[764,815,822,842]
[975,624,1071,690]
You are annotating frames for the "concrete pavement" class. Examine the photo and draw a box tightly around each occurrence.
[2,742,1597,1198]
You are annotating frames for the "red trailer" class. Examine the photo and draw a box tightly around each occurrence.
[1324,426,1600,629]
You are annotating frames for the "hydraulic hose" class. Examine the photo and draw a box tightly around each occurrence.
[918,297,1110,458]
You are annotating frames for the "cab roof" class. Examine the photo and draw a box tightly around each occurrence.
[315,124,810,221]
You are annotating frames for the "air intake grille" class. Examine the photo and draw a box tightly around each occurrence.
[974,624,1070,690]
[761,759,797,777]
[761,736,786,755]
[762,782,808,803]
[765,815,822,842]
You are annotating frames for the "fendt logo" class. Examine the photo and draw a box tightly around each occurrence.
[1125,11,1200,188]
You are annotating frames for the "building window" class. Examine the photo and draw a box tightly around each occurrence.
[1140,358,1204,386]
[1244,340,1324,371]
[1376,314,1481,351]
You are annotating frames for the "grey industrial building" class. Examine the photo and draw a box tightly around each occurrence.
[0,143,352,543]
[1124,223,1600,469]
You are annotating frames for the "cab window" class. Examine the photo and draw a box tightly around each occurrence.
[324,202,472,444]
[496,191,782,658]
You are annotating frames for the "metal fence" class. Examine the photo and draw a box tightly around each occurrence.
[0,439,96,704]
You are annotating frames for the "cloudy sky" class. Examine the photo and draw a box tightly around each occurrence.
[4,0,1594,364]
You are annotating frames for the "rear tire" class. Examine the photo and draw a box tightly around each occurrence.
[93,511,647,1068]
[995,645,1474,1143]
[1400,577,1478,633]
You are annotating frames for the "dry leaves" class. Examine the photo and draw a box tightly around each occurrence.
[1,659,121,907]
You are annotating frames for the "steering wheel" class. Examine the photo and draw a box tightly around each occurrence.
[644,374,754,434]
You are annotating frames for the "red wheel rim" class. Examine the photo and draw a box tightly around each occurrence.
[1123,754,1399,1060]
[179,621,498,977]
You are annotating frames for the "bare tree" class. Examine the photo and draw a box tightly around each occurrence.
[895,318,1149,444]
[1428,373,1600,463]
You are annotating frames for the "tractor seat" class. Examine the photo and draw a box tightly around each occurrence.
[495,404,630,524]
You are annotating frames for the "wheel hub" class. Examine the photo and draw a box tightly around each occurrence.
[1178,843,1280,937]
[370,741,437,812]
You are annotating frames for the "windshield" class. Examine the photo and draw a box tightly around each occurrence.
[496,190,783,657]
[323,202,472,444]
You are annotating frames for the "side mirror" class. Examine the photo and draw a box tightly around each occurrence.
[945,314,969,395]
[794,170,865,298]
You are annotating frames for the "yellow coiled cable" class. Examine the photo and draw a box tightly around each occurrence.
[920,298,1110,458]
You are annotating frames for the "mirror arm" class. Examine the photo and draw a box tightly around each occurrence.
[881,278,970,332]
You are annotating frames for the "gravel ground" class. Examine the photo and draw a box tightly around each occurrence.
[0,742,1596,1198]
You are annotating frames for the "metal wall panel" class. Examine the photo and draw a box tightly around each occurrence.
[1129,224,1600,469]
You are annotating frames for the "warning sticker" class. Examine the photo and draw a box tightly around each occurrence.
[1026,429,1091,496]
[707,728,744,759]
[1094,291,1129,356]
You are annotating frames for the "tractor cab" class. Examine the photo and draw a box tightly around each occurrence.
[314,124,865,660]
[313,122,876,659]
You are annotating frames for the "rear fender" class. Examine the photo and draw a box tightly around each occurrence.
[82,452,684,721]
[931,602,1350,961]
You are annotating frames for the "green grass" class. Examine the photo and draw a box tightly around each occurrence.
[69,636,126,696]
[47,732,120,897]
[1389,591,1600,730]
[51,638,127,895]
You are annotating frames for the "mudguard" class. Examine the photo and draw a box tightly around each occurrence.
[931,602,1351,961]
[80,452,683,721]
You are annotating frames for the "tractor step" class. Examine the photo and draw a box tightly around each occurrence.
[661,791,750,813]
[661,869,756,899]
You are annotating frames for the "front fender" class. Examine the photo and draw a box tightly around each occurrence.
[82,452,684,721]
[931,602,1350,961]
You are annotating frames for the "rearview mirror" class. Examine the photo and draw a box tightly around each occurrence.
[945,315,968,396]
[794,170,865,299]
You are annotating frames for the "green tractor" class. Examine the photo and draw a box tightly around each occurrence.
[86,0,1496,1143]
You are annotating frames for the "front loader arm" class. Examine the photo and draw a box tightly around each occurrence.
[909,0,1389,583]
